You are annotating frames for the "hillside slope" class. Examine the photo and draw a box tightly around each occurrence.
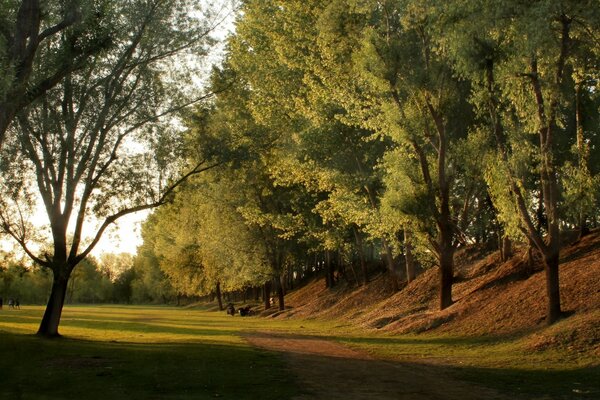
[279,230,600,357]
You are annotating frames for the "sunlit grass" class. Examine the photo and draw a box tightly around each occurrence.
[1,305,597,399]
[0,305,300,400]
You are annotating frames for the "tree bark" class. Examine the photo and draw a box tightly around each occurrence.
[276,275,285,311]
[263,281,271,310]
[543,251,562,324]
[37,269,70,337]
[215,282,223,311]
[439,244,454,310]
[501,236,512,262]
[325,250,335,288]
[575,79,590,239]
[353,227,368,285]
[404,230,416,283]
[382,239,399,291]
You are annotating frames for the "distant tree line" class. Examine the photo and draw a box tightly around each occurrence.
[0,251,179,305]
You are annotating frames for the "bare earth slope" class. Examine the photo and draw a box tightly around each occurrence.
[280,230,600,356]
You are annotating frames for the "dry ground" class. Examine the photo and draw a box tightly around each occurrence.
[277,230,600,357]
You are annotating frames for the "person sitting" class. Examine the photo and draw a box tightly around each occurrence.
[238,306,251,316]
[226,303,235,316]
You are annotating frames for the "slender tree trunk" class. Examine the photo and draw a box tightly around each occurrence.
[325,250,334,288]
[575,80,589,239]
[382,239,399,291]
[276,275,285,311]
[500,235,512,262]
[263,281,271,310]
[215,283,222,310]
[254,286,260,301]
[354,228,368,285]
[37,269,70,337]
[404,230,416,283]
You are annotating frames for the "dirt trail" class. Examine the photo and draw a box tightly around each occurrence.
[245,332,517,400]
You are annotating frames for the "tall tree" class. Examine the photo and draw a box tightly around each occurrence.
[0,0,224,336]
[436,0,600,323]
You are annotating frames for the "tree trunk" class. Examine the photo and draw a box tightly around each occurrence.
[325,250,334,288]
[263,281,271,310]
[439,245,454,310]
[215,282,223,310]
[501,236,512,262]
[404,230,416,283]
[354,228,368,285]
[543,251,562,324]
[276,275,285,311]
[382,239,399,291]
[37,270,70,337]
[575,80,589,240]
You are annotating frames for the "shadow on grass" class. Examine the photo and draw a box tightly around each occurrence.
[324,334,600,399]
[0,331,297,400]
[451,364,600,400]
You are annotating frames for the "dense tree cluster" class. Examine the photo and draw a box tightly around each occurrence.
[0,252,167,305]
[1,0,598,336]
[140,0,600,324]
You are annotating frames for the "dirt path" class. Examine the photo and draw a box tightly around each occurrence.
[244,332,517,400]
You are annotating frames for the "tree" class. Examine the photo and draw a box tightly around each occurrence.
[0,0,225,336]
[0,0,113,147]
[436,0,600,323]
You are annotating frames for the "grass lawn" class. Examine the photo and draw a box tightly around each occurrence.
[0,305,313,400]
[1,305,598,399]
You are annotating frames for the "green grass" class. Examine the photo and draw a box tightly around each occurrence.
[0,305,304,400]
[1,305,598,399]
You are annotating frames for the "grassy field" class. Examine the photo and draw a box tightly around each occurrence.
[0,305,598,399]
[0,305,324,400]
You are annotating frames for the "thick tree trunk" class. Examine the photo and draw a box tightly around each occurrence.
[263,281,271,310]
[404,230,416,283]
[543,251,562,324]
[439,245,454,310]
[215,282,223,311]
[37,270,70,337]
